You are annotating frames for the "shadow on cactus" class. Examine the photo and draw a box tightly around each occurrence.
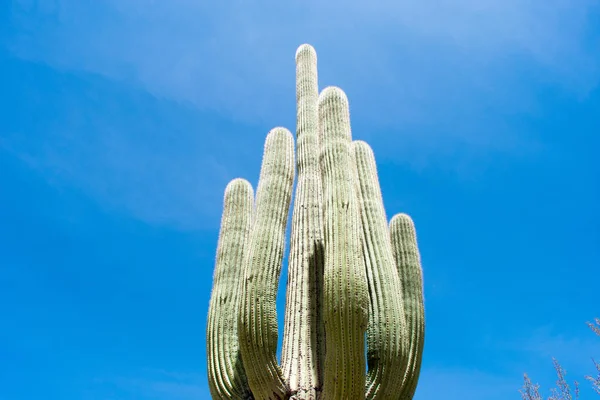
[207,44,426,400]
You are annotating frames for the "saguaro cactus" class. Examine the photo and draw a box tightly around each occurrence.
[207,44,425,400]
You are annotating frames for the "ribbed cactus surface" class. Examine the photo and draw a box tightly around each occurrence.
[207,44,425,400]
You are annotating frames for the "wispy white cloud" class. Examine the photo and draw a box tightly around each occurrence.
[482,323,600,398]
[4,0,599,227]
[91,369,210,400]
[0,74,234,230]
[414,324,600,400]
[415,366,519,400]
[502,323,600,372]
[7,0,599,126]
[2,133,228,229]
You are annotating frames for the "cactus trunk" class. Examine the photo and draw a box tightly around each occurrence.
[281,44,326,400]
[207,44,426,400]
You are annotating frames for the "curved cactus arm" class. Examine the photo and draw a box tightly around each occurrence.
[281,44,325,400]
[318,87,369,400]
[351,141,409,400]
[207,179,254,400]
[389,214,425,400]
[238,128,295,400]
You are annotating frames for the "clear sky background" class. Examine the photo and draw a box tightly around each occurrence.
[1,1,599,399]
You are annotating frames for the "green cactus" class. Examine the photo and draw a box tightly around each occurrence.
[207,44,425,400]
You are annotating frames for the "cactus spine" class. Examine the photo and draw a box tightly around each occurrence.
[207,44,425,400]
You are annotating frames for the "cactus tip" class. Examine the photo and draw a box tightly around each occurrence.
[267,126,294,139]
[295,43,317,63]
[352,140,373,154]
[225,178,252,193]
[224,178,253,201]
[318,86,348,107]
[391,212,415,227]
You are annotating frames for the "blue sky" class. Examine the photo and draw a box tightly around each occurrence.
[1,1,599,399]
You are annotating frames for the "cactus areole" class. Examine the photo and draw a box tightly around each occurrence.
[207,44,425,400]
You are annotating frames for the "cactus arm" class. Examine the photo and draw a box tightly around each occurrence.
[390,214,425,400]
[207,179,254,400]
[281,44,325,400]
[318,87,369,400]
[351,141,409,400]
[238,128,295,400]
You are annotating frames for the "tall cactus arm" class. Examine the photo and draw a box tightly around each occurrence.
[319,87,369,400]
[239,128,295,400]
[281,44,325,400]
[207,179,254,400]
[390,214,425,400]
[351,141,409,400]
